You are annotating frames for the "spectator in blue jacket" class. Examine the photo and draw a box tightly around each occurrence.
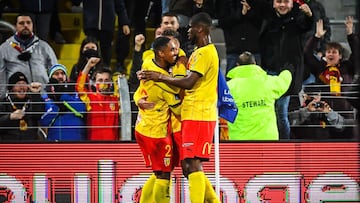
[40,64,86,141]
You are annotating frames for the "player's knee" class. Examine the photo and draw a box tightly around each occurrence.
[187,158,202,172]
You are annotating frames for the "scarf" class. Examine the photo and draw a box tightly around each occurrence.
[318,65,342,96]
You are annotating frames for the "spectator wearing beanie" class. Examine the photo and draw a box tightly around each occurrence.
[40,64,86,141]
[0,72,44,141]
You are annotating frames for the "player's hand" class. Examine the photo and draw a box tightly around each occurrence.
[299,3,312,17]
[139,70,163,82]
[10,109,25,120]
[315,19,327,38]
[177,56,188,66]
[29,82,42,93]
[138,95,155,110]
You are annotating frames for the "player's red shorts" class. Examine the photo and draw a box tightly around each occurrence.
[135,131,173,172]
[181,120,216,161]
[172,131,182,168]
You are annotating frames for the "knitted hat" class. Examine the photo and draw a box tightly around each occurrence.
[8,72,29,90]
[48,64,68,78]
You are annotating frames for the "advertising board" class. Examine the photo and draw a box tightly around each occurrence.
[0,142,359,202]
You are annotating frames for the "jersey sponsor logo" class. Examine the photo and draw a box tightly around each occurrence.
[182,142,193,147]
[202,142,212,155]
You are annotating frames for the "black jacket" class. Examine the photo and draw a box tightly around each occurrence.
[74,0,130,31]
[0,93,44,141]
[216,0,260,55]
[303,0,331,53]
[169,0,216,18]
[249,0,313,95]
[19,0,56,13]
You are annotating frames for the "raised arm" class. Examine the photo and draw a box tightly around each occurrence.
[129,34,146,91]
[76,57,100,110]
[304,19,327,76]
[345,16,359,75]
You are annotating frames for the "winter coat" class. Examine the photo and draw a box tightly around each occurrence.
[226,64,292,140]
[19,0,56,13]
[0,35,57,98]
[289,107,350,139]
[248,0,313,95]
[76,0,130,31]
[0,93,44,141]
[40,93,86,141]
[217,0,260,55]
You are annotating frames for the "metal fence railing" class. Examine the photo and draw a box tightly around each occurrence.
[0,78,358,142]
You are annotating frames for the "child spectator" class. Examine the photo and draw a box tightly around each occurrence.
[304,17,358,128]
[76,57,120,141]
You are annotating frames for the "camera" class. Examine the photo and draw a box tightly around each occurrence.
[314,102,324,108]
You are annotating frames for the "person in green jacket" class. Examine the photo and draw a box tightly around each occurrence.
[226,51,293,140]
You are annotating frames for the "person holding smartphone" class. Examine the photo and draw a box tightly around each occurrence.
[288,84,346,139]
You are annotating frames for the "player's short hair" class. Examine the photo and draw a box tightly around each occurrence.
[190,12,212,27]
[153,36,171,53]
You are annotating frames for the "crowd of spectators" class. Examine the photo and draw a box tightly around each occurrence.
[0,0,359,142]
